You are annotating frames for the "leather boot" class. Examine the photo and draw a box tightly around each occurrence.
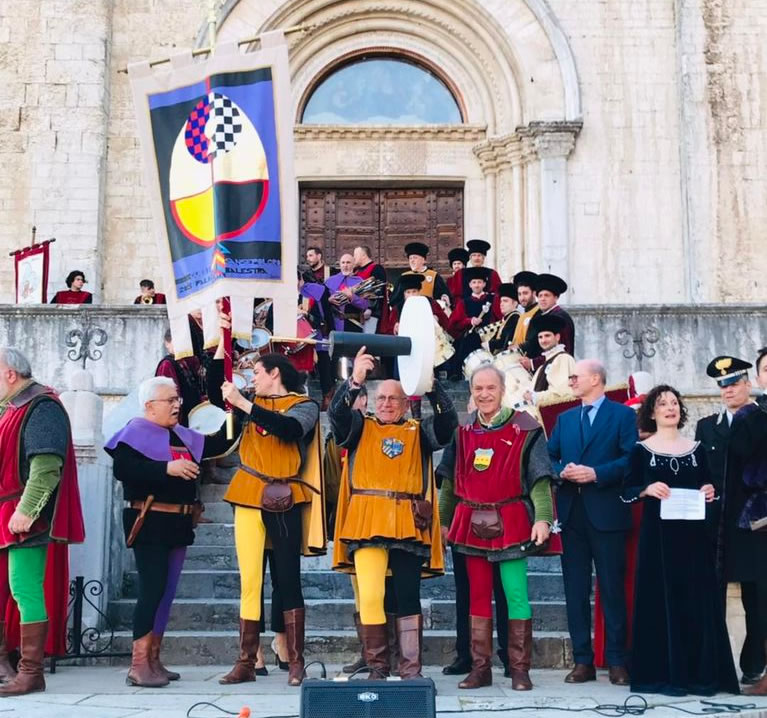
[342,612,369,674]
[459,616,493,689]
[745,645,767,696]
[219,619,260,684]
[284,608,306,686]
[0,621,47,696]
[396,615,423,679]
[125,631,168,688]
[360,623,390,678]
[508,619,533,691]
[386,613,400,676]
[0,622,17,684]
[150,633,180,681]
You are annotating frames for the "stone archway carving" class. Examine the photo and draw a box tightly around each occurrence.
[204,0,583,279]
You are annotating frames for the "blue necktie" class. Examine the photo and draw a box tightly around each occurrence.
[581,404,594,443]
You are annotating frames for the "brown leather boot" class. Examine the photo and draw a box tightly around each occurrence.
[360,623,390,678]
[0,622,17,684]
[744,647,767,696]
[125,631,168,688]
[0,621,47,696]
[396,615,423,679]
[459,616,493,689]
[219,619,260,684]
[150,633,180,681]
[342,612,369,674]
[508,619,533,690]
[386,613,400,676]
[284,608,306,686]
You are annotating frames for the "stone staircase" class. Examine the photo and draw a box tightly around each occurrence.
[109,380,573,667]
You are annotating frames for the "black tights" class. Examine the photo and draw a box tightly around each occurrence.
[388,549,423,618]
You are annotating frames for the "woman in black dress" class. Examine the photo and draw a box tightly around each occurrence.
[622,385,739,696]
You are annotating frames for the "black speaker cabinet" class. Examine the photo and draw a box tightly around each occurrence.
[300,677,436,718]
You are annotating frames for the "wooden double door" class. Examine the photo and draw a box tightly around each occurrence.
[299,187,463,275]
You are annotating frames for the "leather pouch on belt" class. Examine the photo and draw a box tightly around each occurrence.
[262,482,294,512]
[470,508,503,539]
[411,499,433,530]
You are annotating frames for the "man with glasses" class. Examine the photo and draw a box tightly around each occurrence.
[105,372,236,688]
[329,349,457,679]
[547,359,638,686]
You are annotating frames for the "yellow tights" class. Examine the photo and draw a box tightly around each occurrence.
[353,547,388,625]
[234,505,267,621]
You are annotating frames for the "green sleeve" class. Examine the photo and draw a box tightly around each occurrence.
[18,454,63,519]
[439,477,458,528]
[530,477,553,525]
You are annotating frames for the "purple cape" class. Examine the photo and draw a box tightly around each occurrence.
[105,417,204,463]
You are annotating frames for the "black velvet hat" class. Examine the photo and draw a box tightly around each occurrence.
[404,242,429,258]
[498,283,518,300]
[513,271,538,291]
[448,248,470,265]
[536,313,566,335]
[535,273,568,296]
[466,239,491,256]
[398,273,425,292]
[464,267,490,284]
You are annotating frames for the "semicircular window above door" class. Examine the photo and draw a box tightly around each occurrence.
[301,56,463,125]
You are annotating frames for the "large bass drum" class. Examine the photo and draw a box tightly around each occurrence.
[493,350,533,409]
[463,349,494,380]
[187,401,227,435]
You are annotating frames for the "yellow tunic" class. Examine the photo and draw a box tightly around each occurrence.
[402,269,437,298]
[224,394,326,556]
[512,305,541,346]
[332,416,443,577]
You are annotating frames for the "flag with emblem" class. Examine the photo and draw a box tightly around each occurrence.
[128,33,298,357]
[473,447,494,472]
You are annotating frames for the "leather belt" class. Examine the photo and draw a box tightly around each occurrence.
[238,464,319,494]
[460,497,523,510]
[128,500,195,515]
[351,489,422,501]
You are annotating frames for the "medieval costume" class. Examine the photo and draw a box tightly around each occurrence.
[219,363,325,687]
[355,259,388,334]
[446,248,470,300]
[154,354,203,427]
[105,371,235,688]
[726,381,767,695]
[528,315,576,407]
[394,242,450,302]
[300,281,336,403]
[488,283,520,355]
[440,407,554,690]
[0,380,85,696]
[50,270,92,304]
[452,240,502,298]
[526,275,575,370]
[330,378,457,679]
[510,272,540,350]
[621,442,739,696]
[134,293,167,305]
[325,272,369,333]
[448,267,500,376]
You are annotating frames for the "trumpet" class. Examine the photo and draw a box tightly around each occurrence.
[141,295,153,304]
[329,277,387,306]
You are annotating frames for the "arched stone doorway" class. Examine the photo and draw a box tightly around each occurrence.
[206,0,582,280]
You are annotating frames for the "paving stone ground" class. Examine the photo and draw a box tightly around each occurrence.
[0,666,764,718]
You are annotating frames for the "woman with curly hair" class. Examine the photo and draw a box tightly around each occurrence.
[622,385,738,696]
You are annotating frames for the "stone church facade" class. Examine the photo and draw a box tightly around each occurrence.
[0,0,765,305]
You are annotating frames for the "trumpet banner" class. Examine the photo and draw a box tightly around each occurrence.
[129,34,298,355]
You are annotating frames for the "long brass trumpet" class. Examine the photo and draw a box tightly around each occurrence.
[141,295,153,304]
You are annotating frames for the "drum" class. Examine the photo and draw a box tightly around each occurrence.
[187,401,227,435]
[233,371,250,392]
[463,349,493,380]
[238,327,272,352]
[434,319,455,366]
[493,350,533,408]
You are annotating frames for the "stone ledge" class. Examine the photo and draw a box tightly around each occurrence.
[294,124,487,141]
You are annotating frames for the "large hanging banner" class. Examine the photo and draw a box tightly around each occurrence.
[128,33,298,357]
[12,241,52,304]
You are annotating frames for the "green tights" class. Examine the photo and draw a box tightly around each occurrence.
[6,546,48,624]
[466,555,530,619]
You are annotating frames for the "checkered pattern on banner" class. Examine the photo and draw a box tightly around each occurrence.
[184,92,242,163]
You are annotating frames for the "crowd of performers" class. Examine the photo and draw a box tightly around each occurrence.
[1,239,765,700]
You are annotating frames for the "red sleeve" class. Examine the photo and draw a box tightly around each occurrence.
[430,299,451,330]
[448,300,471,338]
[489,271,501,294]
[155,359,182,396]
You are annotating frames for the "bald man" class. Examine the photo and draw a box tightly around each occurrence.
[547,360,638,686]
[325,254,369,333]
[329,350,457,679]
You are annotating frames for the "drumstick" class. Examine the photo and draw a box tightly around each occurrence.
[221,296,234,439]
[270,335,329,346]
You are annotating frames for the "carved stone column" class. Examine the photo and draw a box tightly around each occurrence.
[473,142,500,271]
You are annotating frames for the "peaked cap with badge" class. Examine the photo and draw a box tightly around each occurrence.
[706,356,752,387]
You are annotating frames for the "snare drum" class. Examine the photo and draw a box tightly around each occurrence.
[187,401,227,435]
[238,327,272,353]
[233,372,250,392]
[463,349,494,380]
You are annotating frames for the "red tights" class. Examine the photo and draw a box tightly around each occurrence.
[465,555,495,618]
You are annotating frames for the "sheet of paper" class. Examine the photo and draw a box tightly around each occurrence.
[660,488,705,521]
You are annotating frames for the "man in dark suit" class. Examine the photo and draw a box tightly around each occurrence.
[548,359,638,685]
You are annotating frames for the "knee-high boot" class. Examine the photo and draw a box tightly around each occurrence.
[745,642,767,696]
[219,619,260,684]
[386,613,400,676]
[150,633,180,681]
[284,608,306,686]
[396,615,423,679]
[0,623,17,684]
[360,623,390,678]
[0,621,47,696]
[459,616,493,689]
[125,631,168,688]
[508,619,533,690]
[342,612,368,674]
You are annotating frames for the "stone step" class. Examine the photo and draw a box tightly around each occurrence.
[125,541,565,573]
[121,569,565,602]
[108,597,570,633]
[110,629,571,668]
